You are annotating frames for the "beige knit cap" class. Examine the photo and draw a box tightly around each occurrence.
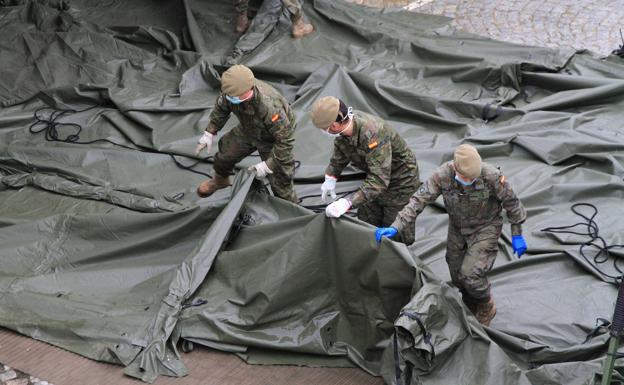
[454,144,482,179]
[310,96,340,129]
[221,65,254,96]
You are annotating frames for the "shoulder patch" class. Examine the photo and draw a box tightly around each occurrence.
[271,113,280,122]
[500,175,506,184]
[368,140,378,149]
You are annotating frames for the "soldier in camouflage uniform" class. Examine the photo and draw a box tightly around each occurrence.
[234,0,314,38]
[195,65,298,203]
[309,96,420,245]
[376,144,528,326]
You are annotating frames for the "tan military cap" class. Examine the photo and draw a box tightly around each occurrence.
[221,65,254,96]
[310,96,340,129]
[454,144,482,179]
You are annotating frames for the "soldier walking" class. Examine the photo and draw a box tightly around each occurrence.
[234,0,314,38]
[376,144,527,326]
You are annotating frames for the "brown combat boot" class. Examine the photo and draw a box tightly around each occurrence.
[473,297,497,327]
[291,17,313,39]
[463,299,478,315]
[197,174,231,198]
[235,12,250,34]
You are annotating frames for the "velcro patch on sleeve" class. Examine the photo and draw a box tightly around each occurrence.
[271,113,281,122]
[368,141,378,149]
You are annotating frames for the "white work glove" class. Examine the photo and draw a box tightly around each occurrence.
[321,174,337,202]
[325,198,351,218]
[248,161,273,178]
[195,131,214,157]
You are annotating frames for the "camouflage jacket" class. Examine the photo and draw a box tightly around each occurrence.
[207,80,296,171]
[391,161,526,235]
[325,111,419,207]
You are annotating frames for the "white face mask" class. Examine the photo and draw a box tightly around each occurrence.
[455,174,476,186]
[322,107,354,138]
[225,90,253,104]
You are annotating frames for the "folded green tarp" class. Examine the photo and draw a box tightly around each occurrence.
[1,0,624,384]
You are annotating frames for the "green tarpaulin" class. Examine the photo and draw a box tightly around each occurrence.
[1,0,623,384]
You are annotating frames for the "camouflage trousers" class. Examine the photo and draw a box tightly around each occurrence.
[358,181,420,245]
[445,222,502,302]
[234,0,303,20]
[213,127,298,203]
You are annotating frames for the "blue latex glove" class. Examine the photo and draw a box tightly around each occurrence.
[375,227,398,243]
[512,235,527,257]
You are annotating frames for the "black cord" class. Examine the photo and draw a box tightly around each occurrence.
[612,28,624,57]
[30,105,98,143]
[541,203,624,281]
[298,189,358,213]
[29,106,214,178]
[168,154,213,178]
[30,105,349,203]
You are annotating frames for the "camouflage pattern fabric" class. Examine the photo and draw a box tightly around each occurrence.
[446,222,501,301]
[208,80,297,203]
[391,161,526,234]
[391,161,526,300]
[358,186,418,245]
[234,0,303,20]
[325,111,420,244]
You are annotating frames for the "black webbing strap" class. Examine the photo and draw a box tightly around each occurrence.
[399,311,436,360]
[393,331,403,385]
[393,311,436,385]
[584,318,611,343]
[481,103,502,122]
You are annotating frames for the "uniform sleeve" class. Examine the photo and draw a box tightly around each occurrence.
[390,169,443,231]
[493,172,527,235]
[206,94,231,134]
[325,141,350,178]
[264,110,295,171]
[348,140,392,207]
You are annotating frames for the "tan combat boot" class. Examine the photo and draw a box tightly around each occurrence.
[291,17,313,39]
[473,297,497,327]
[235,12,250,34]
[197,174,231,198]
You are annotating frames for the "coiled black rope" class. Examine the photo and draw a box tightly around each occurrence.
[29,106,213,179]
[541,203,624,281]
[29,105,364,208]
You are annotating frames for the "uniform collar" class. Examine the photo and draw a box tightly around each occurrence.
[344,113,361,145]
[450,162,485,190]
[248,84,260,106]
[454,176,485,190]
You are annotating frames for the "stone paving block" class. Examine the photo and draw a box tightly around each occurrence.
[0,370,17,382]
[359,0,624,55]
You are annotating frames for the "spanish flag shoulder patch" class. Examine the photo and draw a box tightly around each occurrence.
[368,141,378,149]
[271,113,280,122]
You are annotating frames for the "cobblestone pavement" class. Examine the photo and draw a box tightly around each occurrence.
[349,0,410,6]
[410,0,624,55]
[0,364,51,385]
[350,0,624,56]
